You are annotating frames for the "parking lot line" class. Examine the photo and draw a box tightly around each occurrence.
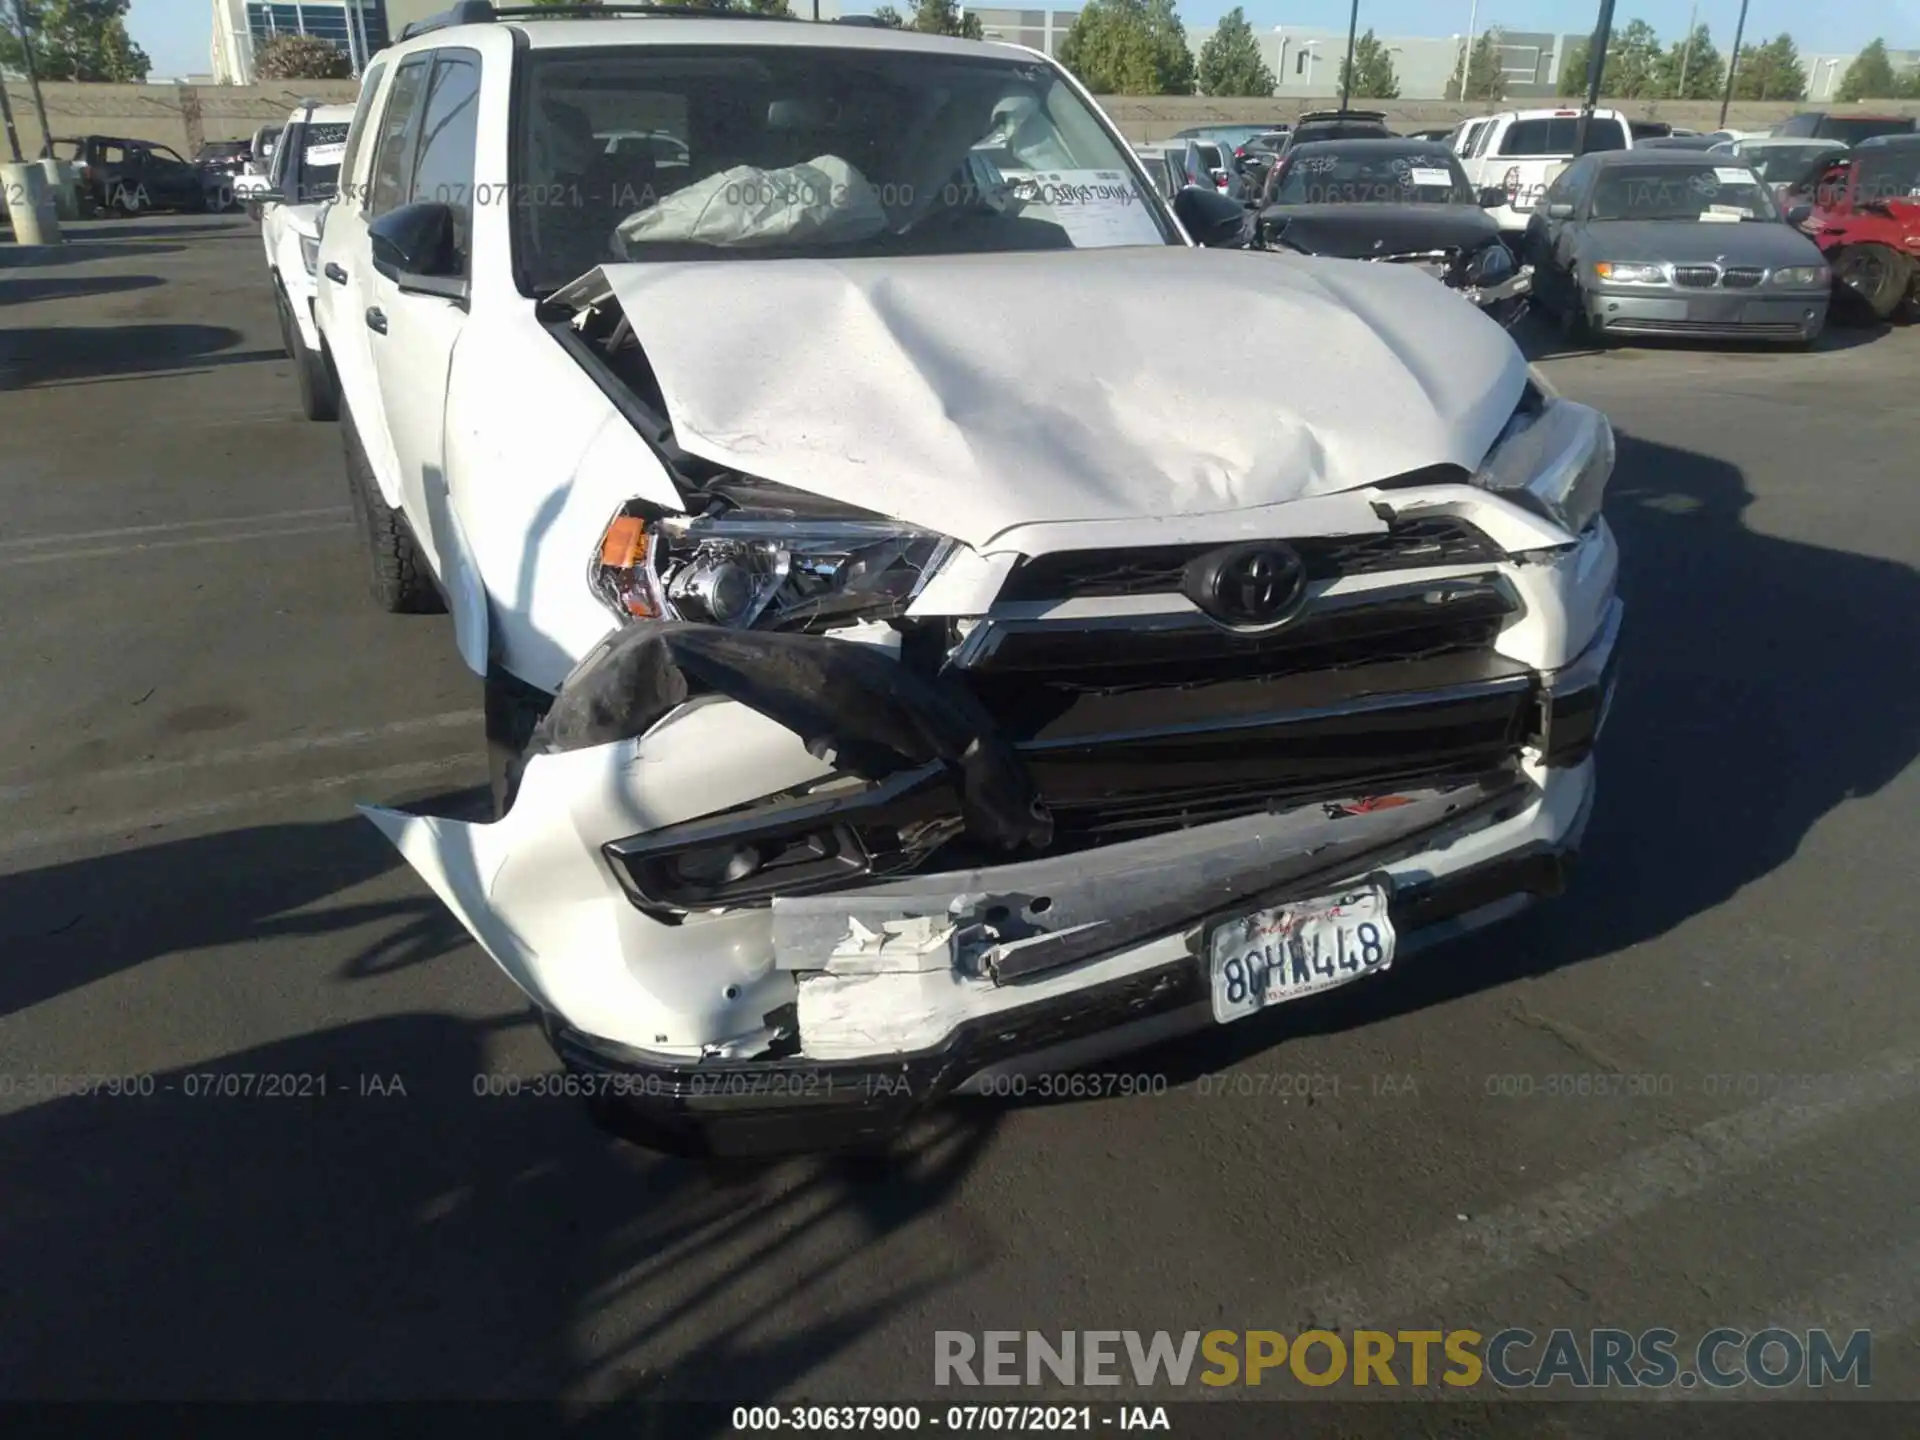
[0,507,352,551]
[0,710,483,802]
[1281,1047,1920,1327]
[0,520,354,568]
[0,755,484,860]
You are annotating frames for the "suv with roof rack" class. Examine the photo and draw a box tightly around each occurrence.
[315,0,1623,1155]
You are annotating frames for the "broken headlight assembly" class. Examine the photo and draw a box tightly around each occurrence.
[592,507,956,632]
[1470,394,1615,538]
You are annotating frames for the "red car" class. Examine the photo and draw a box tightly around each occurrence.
[1786,134,1920,320]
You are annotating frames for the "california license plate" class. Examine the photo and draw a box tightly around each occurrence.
[1208,883,1396,1024]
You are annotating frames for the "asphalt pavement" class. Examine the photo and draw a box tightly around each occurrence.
[1,214,1916,1424]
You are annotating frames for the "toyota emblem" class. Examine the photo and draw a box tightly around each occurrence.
[1182,542,1309,630]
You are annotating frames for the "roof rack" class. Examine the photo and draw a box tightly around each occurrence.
[399,0,823,37]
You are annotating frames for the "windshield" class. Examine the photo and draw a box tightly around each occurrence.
[291,121,350,201]
[1736,143,1845,183]
[1854,147,1920,205]
[1499,117,1628,156]
[513,45,1174,291]
[1589,163,1777,222]
[1819,117,1915,145]
[1273,149,1472,206]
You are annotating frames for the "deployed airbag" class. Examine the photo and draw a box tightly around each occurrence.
[530,621,1051,850]
[614,154,887,252]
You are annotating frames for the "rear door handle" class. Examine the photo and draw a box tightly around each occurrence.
[365,306,387,335]
[324,262,348,285]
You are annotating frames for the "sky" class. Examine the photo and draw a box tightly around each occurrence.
[127,0,1913,82]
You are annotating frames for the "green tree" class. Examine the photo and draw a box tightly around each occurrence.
[1057,0,1192,95]
[1445,29,1505,102]
[1657,23,1723,99]
[1339,28,1399,100]
[0,0,148,81]
[1196,6,1274,97]
[903,0,982,39]
[1733,33,1806,101]
[1838,38,1897,101]
[867,3,904,22]
[1559,19,1664,96]
[251,32,352,79]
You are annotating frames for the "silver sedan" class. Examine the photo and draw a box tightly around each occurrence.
[1522,150,1831,345]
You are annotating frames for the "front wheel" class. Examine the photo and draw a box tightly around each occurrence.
[341,409,444,616]
[1832,243,1912,322]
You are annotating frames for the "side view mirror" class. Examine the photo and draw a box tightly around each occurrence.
[1477,186,1507,209]
[1785,203,1813,226]
[368,200,468,301]
[1172,183,1250,247]
[1545,201,1576,220]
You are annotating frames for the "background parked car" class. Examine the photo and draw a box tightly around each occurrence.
[1255,137,1531,328]
[1710,136,1849,205]
[193,139,253,211]
[1168,124,1273,152]
[1234,130,1291,192]
[55,135,209,216]
[253,100,356,421]
[1786,135,1920,322]
[1457,107,1634,233]
[1524,149,1830,346]
[1774,112,1916,145]
[1635,134,1724,151]
[1184,138,1246,201]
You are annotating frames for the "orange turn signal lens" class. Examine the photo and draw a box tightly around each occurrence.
[593,512,663,619]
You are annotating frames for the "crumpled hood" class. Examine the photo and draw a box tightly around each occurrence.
[584,246,1527,550]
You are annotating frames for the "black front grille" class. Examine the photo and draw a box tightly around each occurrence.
[1672,265,1718,288]
[996,517,1501,604]
[960,579,1515,701]
[1721,266,1766,288]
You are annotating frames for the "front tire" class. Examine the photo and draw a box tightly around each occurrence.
[341,408,443,616]
[1833,244,1912,322]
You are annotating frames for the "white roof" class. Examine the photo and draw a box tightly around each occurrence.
[498,15,1038,57]
[285,102,357,125]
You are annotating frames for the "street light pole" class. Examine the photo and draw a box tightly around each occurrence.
[1574,0,1616,156]
[1717,0,1749,129]
[9,0,54,159]
[0,76,22,164]
[1455,0,1477,99]
[1338,0,1360,110]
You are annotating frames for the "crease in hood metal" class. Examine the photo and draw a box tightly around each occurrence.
[572,247,1528,549]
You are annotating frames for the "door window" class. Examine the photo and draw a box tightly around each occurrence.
[366,55,432,216]
[406,51,481,270]
[340,61,388,199]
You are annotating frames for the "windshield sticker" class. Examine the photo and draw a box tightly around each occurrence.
[305,141,346,167]
[1408,167,1453,187]
[1015,169,1161,248]
[1698,209,1741,222]
[1713,166,1754,185]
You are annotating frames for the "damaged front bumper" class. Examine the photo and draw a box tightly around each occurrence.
[541,759,1595,1154]
[364,574,1620,1153]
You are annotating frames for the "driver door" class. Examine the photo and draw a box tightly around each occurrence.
[365,48,483,584]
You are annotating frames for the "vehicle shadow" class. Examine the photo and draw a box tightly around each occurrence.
[0,322,279,389]
[0,788,491,1018]
[1020,426,1920,1087]
[0,272,164,305]
[62,218,252,242]
[0,1008,998,1404]
[0,241,186,267]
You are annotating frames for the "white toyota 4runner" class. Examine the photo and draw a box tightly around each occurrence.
[314,2,1624,1154]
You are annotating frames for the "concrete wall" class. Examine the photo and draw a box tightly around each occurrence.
[2,80,363,160]
[7,78,1920,160]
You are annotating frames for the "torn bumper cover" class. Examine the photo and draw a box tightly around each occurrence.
[366,602,1619,1154]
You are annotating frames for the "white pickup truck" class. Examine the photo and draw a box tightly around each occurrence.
[1457,107,1634,233]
